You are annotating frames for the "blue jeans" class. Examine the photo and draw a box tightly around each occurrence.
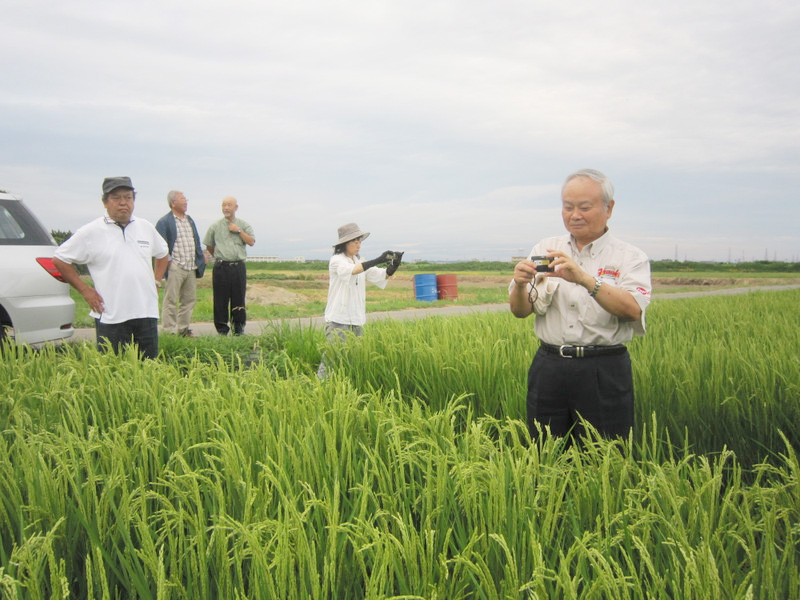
[95,318,159,359]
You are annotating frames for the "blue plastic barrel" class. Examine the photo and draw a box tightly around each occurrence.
[413,274,438,302]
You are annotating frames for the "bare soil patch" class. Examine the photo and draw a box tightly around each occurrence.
[247,284,308,306]
[244,275,800,308]
[653,277,799,288]
[656,277,737,286]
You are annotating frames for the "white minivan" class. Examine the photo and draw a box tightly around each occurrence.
[0,191,75,346]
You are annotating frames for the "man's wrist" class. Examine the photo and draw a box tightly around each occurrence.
[588,276,602,297]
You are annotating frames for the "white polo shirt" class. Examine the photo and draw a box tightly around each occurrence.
[509,231,651,346]
[324,253,388,326]
[55,215,169,324]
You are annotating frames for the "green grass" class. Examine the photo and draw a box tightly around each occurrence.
[67,271,514,328]
[2,289,799,597]
[66,262,800,328]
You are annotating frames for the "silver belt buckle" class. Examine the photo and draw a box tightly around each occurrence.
[559,344,586,358]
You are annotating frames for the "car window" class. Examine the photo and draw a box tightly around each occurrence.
[0,200,54,246]
[0,207,26,239]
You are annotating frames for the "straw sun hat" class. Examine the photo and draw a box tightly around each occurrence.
[334,222,370,246]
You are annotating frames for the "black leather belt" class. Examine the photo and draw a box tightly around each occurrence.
[540,342,627,358]
[214,260,243,266]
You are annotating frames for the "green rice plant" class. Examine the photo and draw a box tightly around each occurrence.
[320,311,534,420]
[1,291,799,597]
[157,321,323,376]
[322,289,800,467]
[632,290,800,466]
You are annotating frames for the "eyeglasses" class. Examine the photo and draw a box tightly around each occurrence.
[108,193,134,203]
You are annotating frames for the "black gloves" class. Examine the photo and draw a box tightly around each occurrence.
[360,251,392,271]
[385,251,404,276]
[361,250,404,274]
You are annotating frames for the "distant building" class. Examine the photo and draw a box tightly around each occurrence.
[246,256,305,263]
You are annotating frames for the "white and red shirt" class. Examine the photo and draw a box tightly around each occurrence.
[509,230,651,346]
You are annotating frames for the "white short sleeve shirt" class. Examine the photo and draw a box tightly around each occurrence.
[55,215,169,324]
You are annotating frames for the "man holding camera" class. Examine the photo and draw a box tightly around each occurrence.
[509,169,651,442]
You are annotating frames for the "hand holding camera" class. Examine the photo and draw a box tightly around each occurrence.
[362,250,404,273]
[529,255,555,273]
[385,251,404,276]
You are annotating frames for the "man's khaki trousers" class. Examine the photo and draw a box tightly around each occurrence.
[161,262,197,334]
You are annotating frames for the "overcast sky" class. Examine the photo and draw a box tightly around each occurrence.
[2,0,799,262]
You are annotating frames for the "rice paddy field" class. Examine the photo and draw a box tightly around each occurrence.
[1,288,799,598]
[64,259,800,328]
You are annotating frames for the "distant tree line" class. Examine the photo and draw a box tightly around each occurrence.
[404,259,799,272]
[51,229,72,245]
[246,258,798,273]
[58,238,792,275]
[50,229,88,274]
[650,259,800,273]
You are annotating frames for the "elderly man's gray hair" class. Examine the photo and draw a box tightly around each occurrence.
[167,190,183,208]
[563,169,614,208]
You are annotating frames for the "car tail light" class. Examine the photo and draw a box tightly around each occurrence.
[36,257,68,283]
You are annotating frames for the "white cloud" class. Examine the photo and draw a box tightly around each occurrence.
[2,0,799,262]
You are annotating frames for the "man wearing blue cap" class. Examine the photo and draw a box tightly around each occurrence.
[53,176,169,358]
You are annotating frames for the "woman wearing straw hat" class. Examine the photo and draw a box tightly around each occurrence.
[317,222,403,378]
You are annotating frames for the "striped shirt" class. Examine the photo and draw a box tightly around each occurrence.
[171,216,196,270]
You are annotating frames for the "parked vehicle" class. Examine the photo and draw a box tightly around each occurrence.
[0,191,75,346]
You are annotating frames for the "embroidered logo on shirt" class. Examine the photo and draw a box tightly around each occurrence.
[596,266,620,282]
[636,287,651,297]
[137,240,151,249]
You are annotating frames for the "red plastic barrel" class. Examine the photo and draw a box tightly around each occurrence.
[436,274,458,300]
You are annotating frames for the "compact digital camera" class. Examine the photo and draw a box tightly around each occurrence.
[529,255,555,272]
